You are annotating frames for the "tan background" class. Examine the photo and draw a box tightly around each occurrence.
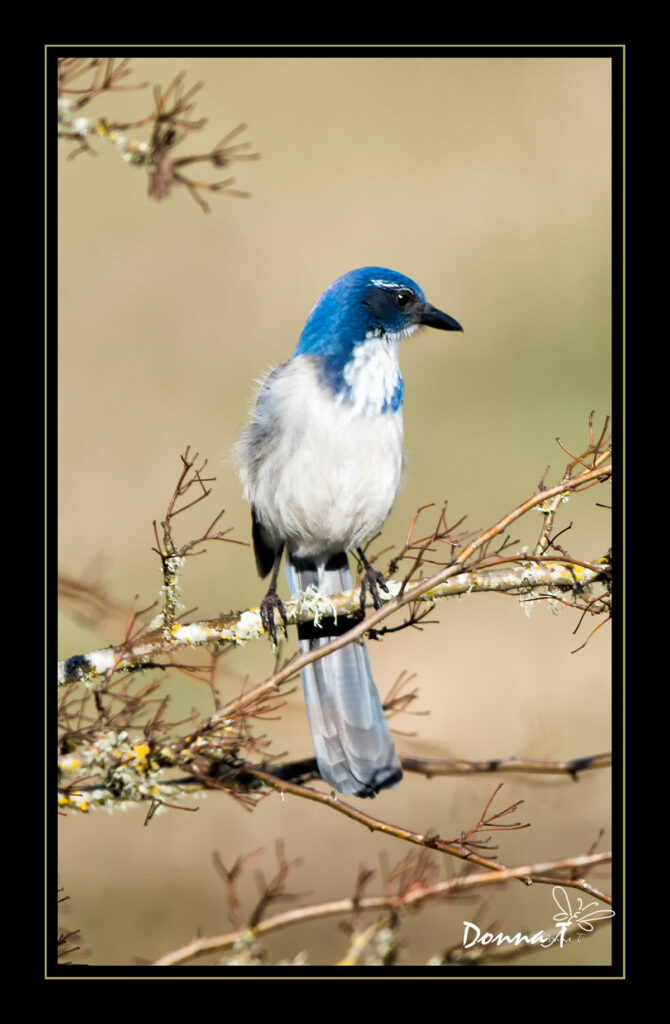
[57,54,613,969]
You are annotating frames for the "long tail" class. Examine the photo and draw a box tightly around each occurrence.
[285,551,402,797]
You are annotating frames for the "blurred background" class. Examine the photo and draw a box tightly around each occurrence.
[57,54,613,969]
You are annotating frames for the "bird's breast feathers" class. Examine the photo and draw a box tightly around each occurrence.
[235,355,404,557]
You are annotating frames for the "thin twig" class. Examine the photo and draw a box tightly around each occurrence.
[151,848,611,966]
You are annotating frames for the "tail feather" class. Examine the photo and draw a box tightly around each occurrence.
[286,552,402,797]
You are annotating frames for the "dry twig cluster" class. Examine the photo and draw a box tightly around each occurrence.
[57,58,260,211]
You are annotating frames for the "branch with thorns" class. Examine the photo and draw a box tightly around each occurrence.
[57,59,260,210]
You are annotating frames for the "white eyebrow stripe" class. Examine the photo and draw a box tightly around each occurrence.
[370,278,405,289]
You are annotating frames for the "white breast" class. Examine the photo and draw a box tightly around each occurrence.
[235,356,404,558]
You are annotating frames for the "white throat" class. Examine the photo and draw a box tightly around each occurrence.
[340,329,414,416]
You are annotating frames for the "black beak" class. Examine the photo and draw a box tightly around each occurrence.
[417,302,463,333]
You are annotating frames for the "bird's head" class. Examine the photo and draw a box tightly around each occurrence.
[294,267,463,359]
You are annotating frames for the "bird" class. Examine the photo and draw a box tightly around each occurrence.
[234,267,463,797]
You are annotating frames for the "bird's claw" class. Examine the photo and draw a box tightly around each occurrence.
[359,564,389,613]
[260,588,289,645]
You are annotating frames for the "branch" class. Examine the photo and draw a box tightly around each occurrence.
[58,431,611,819]
[58,549,610,687]
[402,752,612,780]
[60,460,609,701]
[151,847,611,966]
[58,746,612,815]
[237,771,610,906]
[58,59,260,211]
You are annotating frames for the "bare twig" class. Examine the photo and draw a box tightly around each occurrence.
[241,768,609,904]
[151,847,611,966]
[58,60,260,210]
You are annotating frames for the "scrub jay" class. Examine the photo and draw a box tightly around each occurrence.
[235,267,462,797]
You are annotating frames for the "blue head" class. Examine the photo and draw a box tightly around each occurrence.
[293,267,462,414]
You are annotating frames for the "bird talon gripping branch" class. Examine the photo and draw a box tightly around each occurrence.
[357,546,390,612]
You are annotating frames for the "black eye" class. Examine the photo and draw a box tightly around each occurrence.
[393,289,414,309]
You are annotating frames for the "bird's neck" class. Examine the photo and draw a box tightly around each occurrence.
[321,332,405,416]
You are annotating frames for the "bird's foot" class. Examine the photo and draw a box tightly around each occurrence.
[260,586,289,645]
[357,550,390,612]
